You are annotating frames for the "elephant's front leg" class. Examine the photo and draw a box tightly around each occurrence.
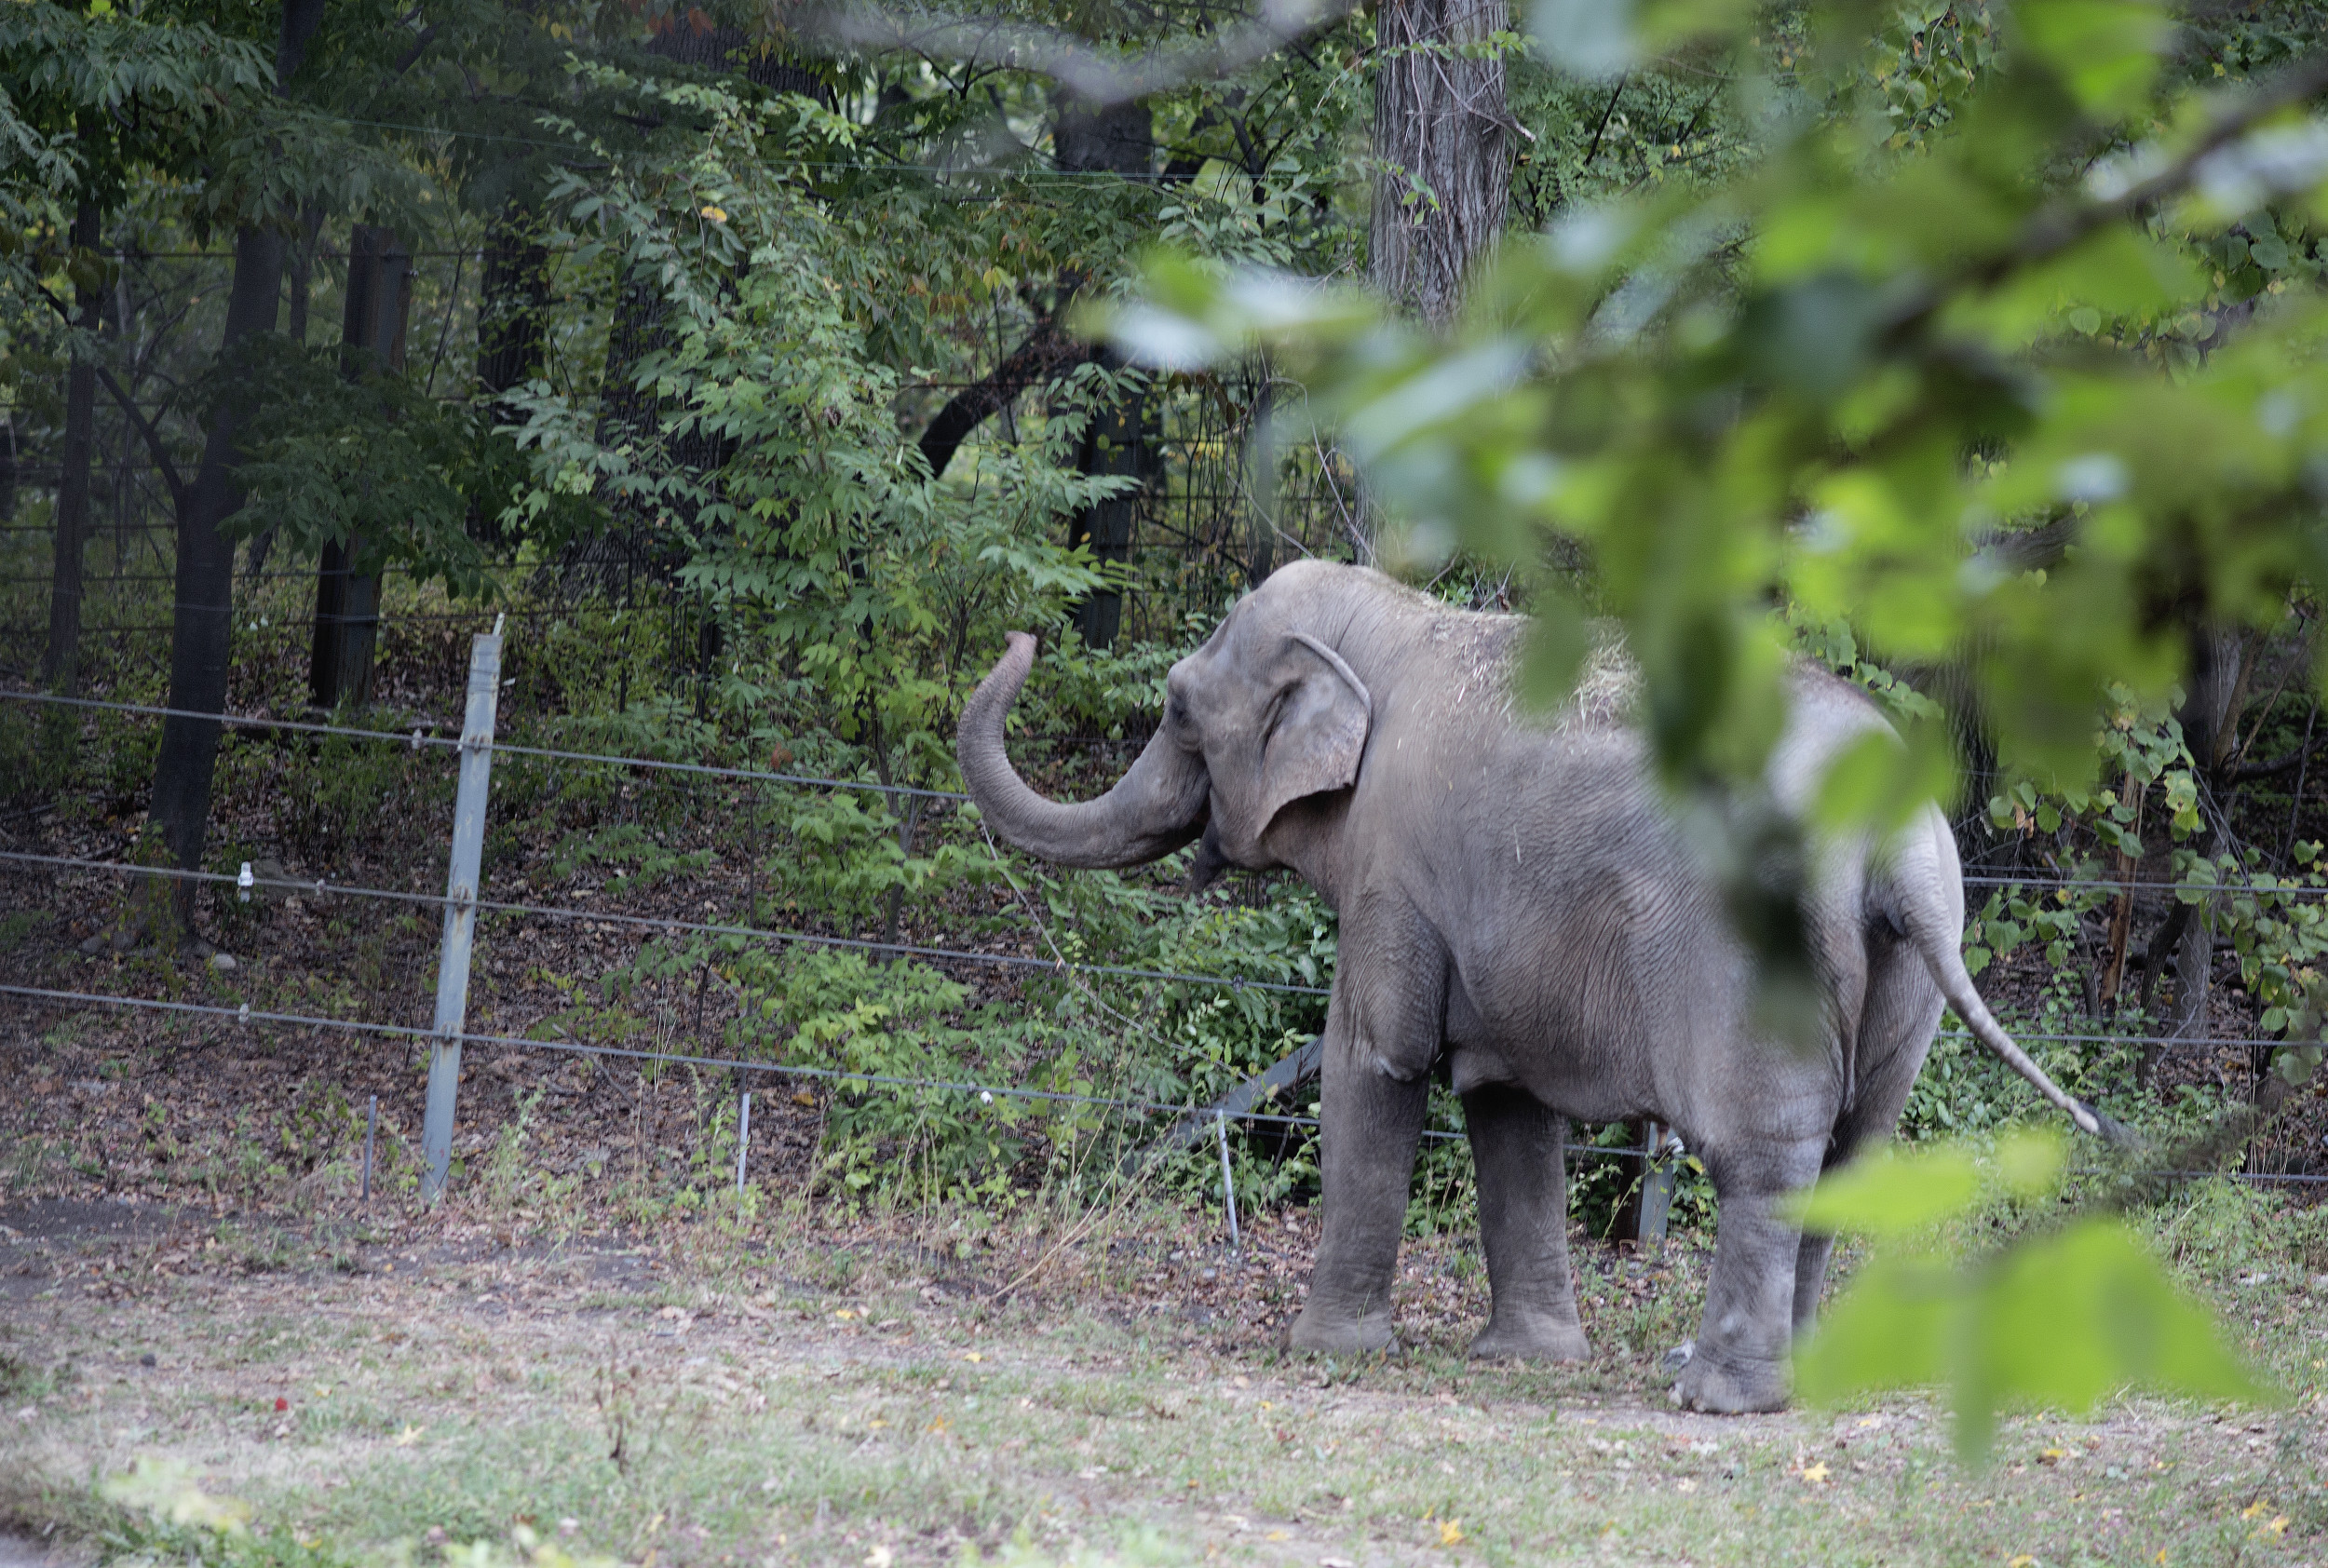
[1289,1004,1431,1355]
[1464,1086,1588,1361]
[1674,1141,1824,1413]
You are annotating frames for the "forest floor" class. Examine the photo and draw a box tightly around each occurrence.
[2,1183,2327,1568]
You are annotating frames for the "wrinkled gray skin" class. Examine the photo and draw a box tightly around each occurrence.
[957,561,2098,1413]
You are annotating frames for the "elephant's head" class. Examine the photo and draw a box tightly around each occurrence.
[955,571,1374,881]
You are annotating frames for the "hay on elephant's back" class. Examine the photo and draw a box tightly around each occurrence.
[1557,632,1639,732]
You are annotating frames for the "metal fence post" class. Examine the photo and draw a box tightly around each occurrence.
[421,618,504,1202]
[1215,1108,1239,1250]
[736,1091,752,1196]
[1636,1119,1675,1248]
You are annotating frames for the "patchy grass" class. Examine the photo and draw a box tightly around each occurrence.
[1,1185,2324,1567]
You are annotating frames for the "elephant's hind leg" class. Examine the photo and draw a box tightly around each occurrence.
[1463,1085,1589,1361]
[1795,931,1945,1336]
[1673,1137,1826,1413]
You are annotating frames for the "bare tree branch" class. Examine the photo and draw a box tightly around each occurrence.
[36,282,189,511]
[918,312,1088,479]
[392,21,440,75]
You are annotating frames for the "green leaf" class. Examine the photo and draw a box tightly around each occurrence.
[1791,1144,1980,1237]
[1800,1215,2269,1463]
[1813,723,1956,841]
[1794,1251,1956,1402]
[2015,0,2172,117]
[1956,1219,2267,1458]
[1993,1126,2065,1198]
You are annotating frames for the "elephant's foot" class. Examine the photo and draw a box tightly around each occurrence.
[1469,1315,1589,1362]
[1287,1302,1398,1357]
[1672,1349,1788,1413]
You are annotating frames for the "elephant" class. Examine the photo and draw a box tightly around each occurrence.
[955,559,2101,1413]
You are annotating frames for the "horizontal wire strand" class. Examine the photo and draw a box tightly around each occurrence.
[4,983,2312,1177]
[13,689,2328,895]
[0,983,1469,1143]
[0,689,971,802]
[0,850,1333,997]
[4,843,2285,1042]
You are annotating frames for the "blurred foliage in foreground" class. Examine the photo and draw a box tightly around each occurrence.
[1104,0,2328,1449]
[1793,1132,2265,1460]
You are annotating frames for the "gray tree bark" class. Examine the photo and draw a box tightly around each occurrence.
[2155,629,2249,1075]
[1370,0,1513,324]
[42,202,102,692]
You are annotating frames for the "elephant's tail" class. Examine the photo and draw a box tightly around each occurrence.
[1882,812,2118,1142]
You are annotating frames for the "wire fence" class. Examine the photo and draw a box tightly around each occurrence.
[5,684,2324,1201]
[13,688,2328,898]
[0,848,1329,997]
[23,843,2328,1048]
[2,689,974,802]
[1,976,2313,1185]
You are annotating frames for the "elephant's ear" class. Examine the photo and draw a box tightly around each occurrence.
[1253,633,1373,829]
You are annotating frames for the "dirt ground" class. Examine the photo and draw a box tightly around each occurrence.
[3,1187,2327,1568]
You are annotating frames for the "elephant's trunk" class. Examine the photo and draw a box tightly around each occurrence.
[956,631,1210,868]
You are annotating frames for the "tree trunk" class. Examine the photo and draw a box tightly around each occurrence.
[470,203,552,547]
[1067,346,1151,649]
[308,223,410,710]
[42,202,102,693]
[245,203,325,580]
[149,0,322,924]
[285,202,323,345]
[2094,763,2144,1013]
[642,21,827,100]
[576,264,681,595]
[153,223,284,890]
[917,315,1084,480]
[1355,0,1511,558]
[556,26,822,592]
[0,412,17,523]
[1370,0,1512,324]
[1056,92,1155,647]
[2145,627,2247,1082]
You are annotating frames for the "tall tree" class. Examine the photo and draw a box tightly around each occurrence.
[307,223,412,709]
[469,205,551,547]
[1,0,268,686]
[571,25,825,591]
[149,0,324,921]
[40,202,100,692]
[1370,0,1512,321]
[1055,90,1157,648]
